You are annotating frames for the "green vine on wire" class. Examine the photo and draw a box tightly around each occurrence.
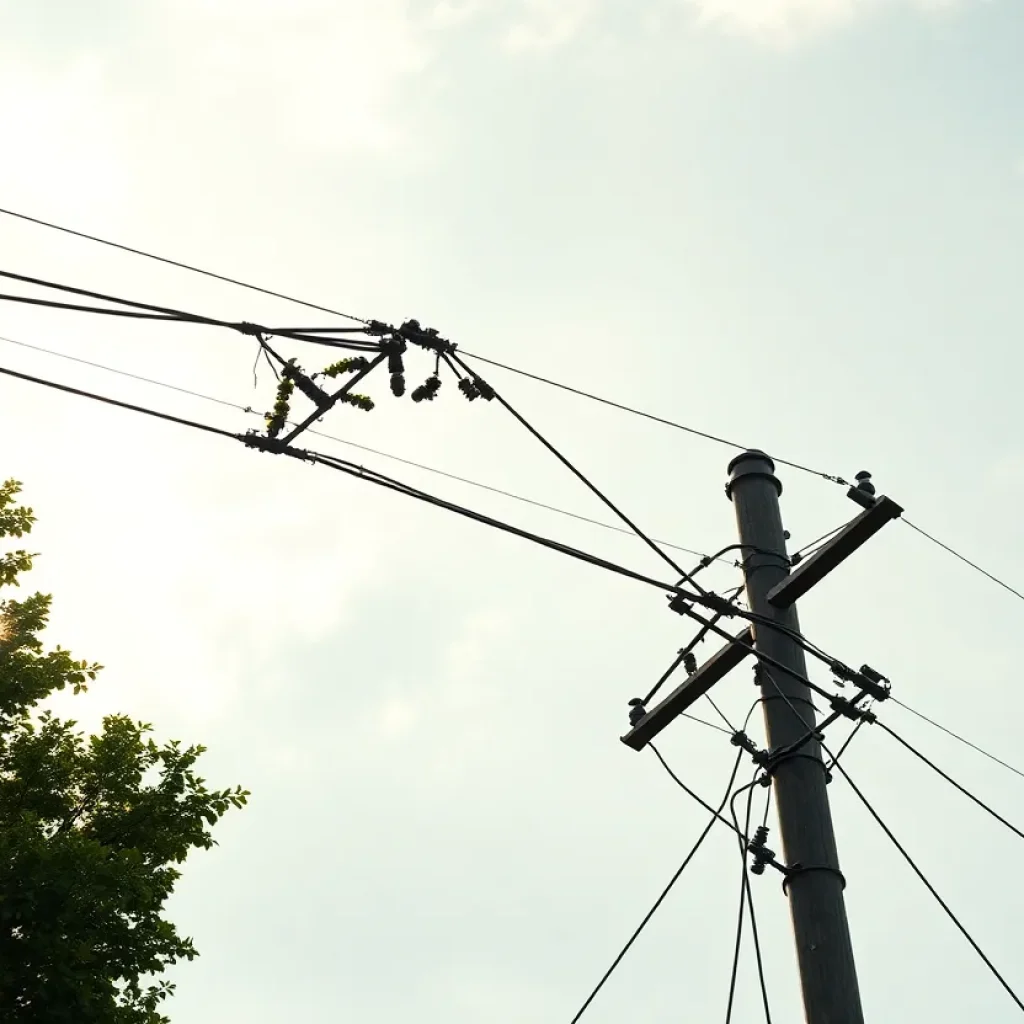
[265,374,295,439]
[338,392,374,412]
[321,357,371,378]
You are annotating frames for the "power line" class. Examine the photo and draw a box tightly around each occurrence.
[760,662,1024,1015]
[903,518,1024,605]
[458,350,849,487]
[889,696,1024,784]
[450,351,705,591]
[793,522,846,560]
[0,205,368,324]
[0,268,376,351]
[0,332,724,562]
[726,778,773,1024]
[824,714,870,775]
[830,759,1024,1015]
[0,361,713,604]
[877,721,1024,845]
[568,749,745,1023]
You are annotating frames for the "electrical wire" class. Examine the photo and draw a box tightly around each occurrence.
[17,201,1024,613]
[904,518,1024,605]
[758,665,1024,1017]
[0,205,368,324]
[889,696,1024,784]
[824,715,869,775]
[459,350,849,487]
[451,351,705,591]
[792,522,846,560]
[0,269,374,350]
[648,746,748,844]
[0,361,712,604]
[725,776,773,1024]
[0,332,721,561]
[877,721,1024,845]
[830,759,1024,1015]
[568,749,745,1024]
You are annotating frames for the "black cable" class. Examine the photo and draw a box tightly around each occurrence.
[724,847,746,1024]
[0,363,239,441]
[642,586,746,707]
[705,695,736,733]
[793,522,846,559]
[904,518,1024,605]
[889,696,1024,783]
[877,721,1024,845]
[0,205,369,324]
[0,269,376,351]
[569,749,745,1023]
[0,361,718,605]
[648,746,749,844]
[760,665,1024,1017]
[830,759,1024,1014]
[459,349,849,487]
[726,776,773,1024]
[451,351,706,592]
[824,715,869,774]
[0,333,725,559]
[304,450,705,600]
[680,608,838,709]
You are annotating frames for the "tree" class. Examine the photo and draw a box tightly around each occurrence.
[0,479,249,1023]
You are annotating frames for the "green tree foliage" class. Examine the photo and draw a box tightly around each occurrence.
[0,480,249,1023]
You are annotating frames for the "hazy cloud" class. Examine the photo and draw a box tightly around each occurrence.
[684,0,969,43]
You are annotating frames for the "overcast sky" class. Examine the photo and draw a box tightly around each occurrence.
[2,0,1024,1020]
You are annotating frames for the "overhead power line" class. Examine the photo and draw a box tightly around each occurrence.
[9,205,1020,615]
[569,749,745,1023]
[889,696,1024,784]
[903,518,1024,606]
[0,361,711,604]
[458,350,849,488]
[877,722,1024,845]
[0,205,368,324]
[450,351,705,591]
[0,269,375,351]
[0,333,728,564]
[831,760,1024,1014]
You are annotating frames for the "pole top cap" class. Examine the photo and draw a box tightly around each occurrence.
[726,449,782,500]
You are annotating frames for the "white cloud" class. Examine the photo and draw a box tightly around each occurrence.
[683,0,970,44]
[152,0,431,156]
[504,0,597,51]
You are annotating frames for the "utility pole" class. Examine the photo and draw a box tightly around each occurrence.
[622,449,904,1022]
[727,450,863,1024]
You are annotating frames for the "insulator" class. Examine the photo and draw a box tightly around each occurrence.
[855,471,876,496]
[388,351,405,374]
[391,373,406,397]
[627,698,646,726]
[458,378,479,401]
[682,652,697,675]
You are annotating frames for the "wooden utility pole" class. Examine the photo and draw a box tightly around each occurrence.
[727,450,863,1024]
[622,449,904,1022]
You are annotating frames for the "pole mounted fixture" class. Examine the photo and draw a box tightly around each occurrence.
[623,451,904,1023]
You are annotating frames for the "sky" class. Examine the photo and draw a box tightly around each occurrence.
[1,0,1024,1020]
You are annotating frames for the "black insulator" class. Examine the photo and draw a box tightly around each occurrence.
[390,373,406,397]
[411,375,441,403]
[627,698,646,726]
[458,378,479,401]
[855,471,876,496]
[752,826,769,848]
[388,351,405,375]
[682,652,698,676]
